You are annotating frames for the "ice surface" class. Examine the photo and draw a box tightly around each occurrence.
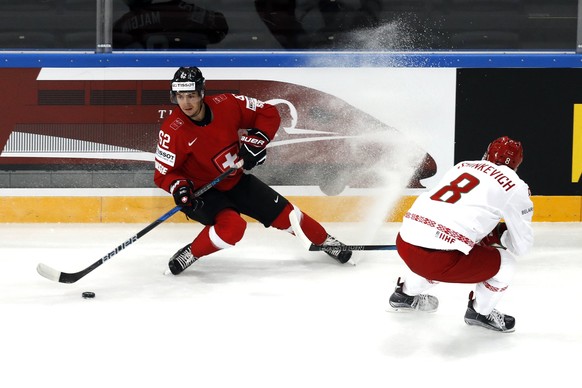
[1,222,580,388]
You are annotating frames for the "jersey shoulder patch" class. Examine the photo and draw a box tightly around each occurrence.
[169,117,184,131]
[212,94,228,104]
[233,94,265,111]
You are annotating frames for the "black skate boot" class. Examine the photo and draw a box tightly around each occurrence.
[464,291,515,333]
[168,244,198,275]
[388,277,438,312]
[321,234,352,264]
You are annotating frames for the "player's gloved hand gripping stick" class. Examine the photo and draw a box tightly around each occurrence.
[36,161,244,284]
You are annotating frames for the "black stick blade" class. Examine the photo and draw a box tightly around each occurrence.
[308,244,397,251]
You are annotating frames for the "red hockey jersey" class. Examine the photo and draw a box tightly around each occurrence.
[154,93,281,192]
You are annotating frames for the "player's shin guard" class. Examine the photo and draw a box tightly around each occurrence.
[465,248,516,332]
[168,211,245,275]
[471,248,515,314]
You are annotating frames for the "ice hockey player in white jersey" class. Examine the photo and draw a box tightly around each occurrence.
[388,136,534,332]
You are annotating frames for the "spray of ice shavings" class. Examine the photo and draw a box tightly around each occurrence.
[307,19,430,68]
[345,130,426,258]
[304,20,432,257]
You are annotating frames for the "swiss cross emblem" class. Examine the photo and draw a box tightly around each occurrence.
[213,144,240,174]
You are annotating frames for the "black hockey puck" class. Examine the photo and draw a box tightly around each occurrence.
[82,291,95,299]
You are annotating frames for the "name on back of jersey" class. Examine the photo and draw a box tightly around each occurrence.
[459,162,516,191]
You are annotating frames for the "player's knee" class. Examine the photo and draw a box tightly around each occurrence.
[214,209,246,245]
[270,203,293,232]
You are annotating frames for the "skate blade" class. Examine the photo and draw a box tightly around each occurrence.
[385,305,416,313]
[386,305,438,313]
[464,318,515,333]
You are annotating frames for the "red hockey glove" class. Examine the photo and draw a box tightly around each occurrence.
[169,179,203,211]
[479,222,508,248]
[239,128,270,170]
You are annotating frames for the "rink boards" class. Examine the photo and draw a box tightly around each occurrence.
[1,195,580,222]
[0,52,580,223]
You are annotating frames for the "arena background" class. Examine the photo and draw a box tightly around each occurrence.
[0,52,580,222]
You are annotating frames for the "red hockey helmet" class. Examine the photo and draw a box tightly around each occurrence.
[484,136,523,170]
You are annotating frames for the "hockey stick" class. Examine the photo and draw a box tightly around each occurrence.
[308,244,397,251]
[289,206,396,252]
[36,160,244,284]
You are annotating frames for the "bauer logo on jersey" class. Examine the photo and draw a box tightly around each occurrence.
[169,118,184,131]
[155,145,176,167]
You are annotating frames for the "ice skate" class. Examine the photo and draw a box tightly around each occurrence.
[464,292,515,332]
[168,244,198,275]
[388,278,438,312]
[321,234,352,264]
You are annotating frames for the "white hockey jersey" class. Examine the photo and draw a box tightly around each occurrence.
[399,160,534,256]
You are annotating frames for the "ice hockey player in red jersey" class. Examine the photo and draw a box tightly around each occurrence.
[388,136,534,332]
[154,66,352,275]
